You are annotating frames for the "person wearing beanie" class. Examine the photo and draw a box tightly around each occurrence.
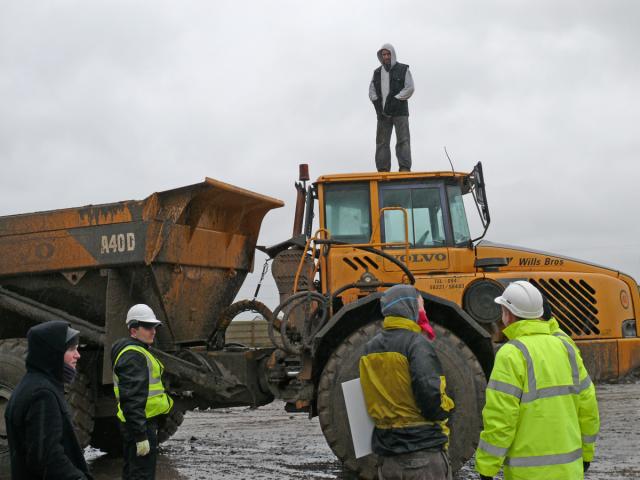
[475,281,600,480]
[359,284,454,479]
[4,321,92,479]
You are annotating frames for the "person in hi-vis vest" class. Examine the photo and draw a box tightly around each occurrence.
[112,304,173,480]
[475,281,599,480]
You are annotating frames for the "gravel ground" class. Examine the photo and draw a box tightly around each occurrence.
[89,382,640,479]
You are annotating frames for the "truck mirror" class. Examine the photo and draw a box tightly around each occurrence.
[470,161,491,241]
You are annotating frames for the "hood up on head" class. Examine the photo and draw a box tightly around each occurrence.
[377,43,397,67]
[26,320,70,383]
[381,284,419,322]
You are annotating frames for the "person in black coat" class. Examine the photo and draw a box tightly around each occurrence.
[4,321,92,480]
[111,304,173,480]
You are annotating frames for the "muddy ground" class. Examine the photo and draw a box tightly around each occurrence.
[89,382,640,479]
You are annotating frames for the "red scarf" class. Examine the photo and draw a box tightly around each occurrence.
[418,309,436,340]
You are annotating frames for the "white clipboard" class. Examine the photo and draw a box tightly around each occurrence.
[341,377,375,458]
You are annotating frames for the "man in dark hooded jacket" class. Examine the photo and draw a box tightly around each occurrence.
[5,321,92,480]
[369,43,415,172]
[359,284,454,480]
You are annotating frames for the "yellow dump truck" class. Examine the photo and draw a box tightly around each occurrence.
[0,164,638,479]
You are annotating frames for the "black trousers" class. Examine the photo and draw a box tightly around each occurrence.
[119,419,158,480]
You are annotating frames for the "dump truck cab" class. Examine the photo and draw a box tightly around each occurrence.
[317,166,483,299]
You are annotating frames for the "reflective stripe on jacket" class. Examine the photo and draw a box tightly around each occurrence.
[113,345,173,422]
[548,317,578,348]
[359,316,454,456]
[475,319,600,479]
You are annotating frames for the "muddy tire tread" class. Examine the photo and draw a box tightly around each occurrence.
[158,409,185,444]
[318,323,379,479]
[65,370,95,448]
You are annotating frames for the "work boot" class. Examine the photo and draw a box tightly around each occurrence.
[399,167,410,172]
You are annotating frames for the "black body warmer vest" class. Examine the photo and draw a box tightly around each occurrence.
[373,62,410,116]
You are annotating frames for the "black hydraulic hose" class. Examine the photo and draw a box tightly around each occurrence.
[312,239,415,285]
[0,287,105,345]
[330,281,398,300]
[271,291,328,355]
[267,241,414,354]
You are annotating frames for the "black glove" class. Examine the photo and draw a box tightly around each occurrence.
[479,475,493,480]
[583,461,590,472]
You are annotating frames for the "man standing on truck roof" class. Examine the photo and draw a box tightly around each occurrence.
[475,281,600,480]
[112,304,173,480]
[369,43,415,173]
[5,321,93,479]
[359,284,454,480]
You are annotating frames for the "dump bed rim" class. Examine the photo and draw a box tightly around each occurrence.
[0,178,284,237]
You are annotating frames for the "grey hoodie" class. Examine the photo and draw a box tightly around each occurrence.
[369,43,415,108]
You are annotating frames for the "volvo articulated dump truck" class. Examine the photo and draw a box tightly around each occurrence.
[1,165,638,479]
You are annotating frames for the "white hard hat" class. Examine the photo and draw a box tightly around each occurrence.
[494,281,544,319]
[126,304,161,326]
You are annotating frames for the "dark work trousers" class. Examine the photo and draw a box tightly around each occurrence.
[378,449,452,480]
[119,419,158,480]
[375,114,412,172]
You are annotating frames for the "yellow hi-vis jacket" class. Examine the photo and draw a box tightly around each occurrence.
[113,345,173,422]
[475,319,599,480]
[548,317,578,349]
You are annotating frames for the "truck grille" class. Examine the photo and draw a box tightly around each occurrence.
[530,278,600,335]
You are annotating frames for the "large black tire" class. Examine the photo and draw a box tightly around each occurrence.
[65,370,95,448]
[157,409,185,444]
[89,415,122,455]
[210,299,274,349]
[90,408,185,455]
[317,322,486,479]
[0,339,28,477]
[0,338,95,478]
[432,324,486,467]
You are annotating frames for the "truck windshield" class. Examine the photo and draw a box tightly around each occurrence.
[380,185,445,247]
[447,184,471,245]
[324,183,371,243]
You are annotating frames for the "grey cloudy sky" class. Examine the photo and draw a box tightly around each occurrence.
[1,1,639,306]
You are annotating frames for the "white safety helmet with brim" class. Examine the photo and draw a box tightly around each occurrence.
[494,281,544,319]
[126,304,162,327]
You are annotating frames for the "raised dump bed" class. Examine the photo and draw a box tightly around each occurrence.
[0,178,285,461]
[0,177,283,368]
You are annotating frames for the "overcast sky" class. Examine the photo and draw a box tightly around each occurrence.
[1,1,639,307]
